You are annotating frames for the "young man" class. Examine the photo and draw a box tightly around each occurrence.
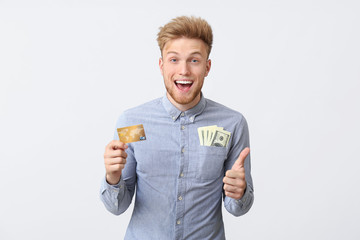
[100,16,254,240]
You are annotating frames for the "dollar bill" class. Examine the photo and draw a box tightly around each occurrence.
[197,125,230,147]
[197,127,205,145]
[197,125,214,145]
[210,129,231,147]
[207,126,223,145]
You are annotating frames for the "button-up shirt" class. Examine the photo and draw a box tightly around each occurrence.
[100,94,254,240]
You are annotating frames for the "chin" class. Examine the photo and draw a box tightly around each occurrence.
[172,92,199,105]
[174,98,194,105]
[165,83,201,106]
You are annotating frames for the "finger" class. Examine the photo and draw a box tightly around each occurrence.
[107,163,126,172]
[224,190,244,200]
[223,183,244,193]
[105,159,126,171]
[223,176,246,188]
[225,169,245,179]
[106,157,127,165]
[107,140,128,151]
[232,147,250,170]
[105,149,128,159]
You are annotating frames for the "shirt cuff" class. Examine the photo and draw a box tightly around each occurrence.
[233,184,252,206]
[100,175,125,195]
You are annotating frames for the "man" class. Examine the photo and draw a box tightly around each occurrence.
[100,16,254,240]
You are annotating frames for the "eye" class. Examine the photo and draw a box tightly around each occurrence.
[191,59,199,63]
[170,58,177,62]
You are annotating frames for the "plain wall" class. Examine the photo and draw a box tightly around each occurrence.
[1,0,359,239]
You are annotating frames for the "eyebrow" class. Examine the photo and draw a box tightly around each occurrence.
[166,51,204,57]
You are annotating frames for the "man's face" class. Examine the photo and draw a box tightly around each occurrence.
[159,37,211,109]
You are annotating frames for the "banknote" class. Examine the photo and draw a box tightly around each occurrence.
[197,125,216,145]
[117,124,146,143]
[198,125,230,147]
[210,129,231,147]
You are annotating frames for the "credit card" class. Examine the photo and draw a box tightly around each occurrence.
[117,124,146,143]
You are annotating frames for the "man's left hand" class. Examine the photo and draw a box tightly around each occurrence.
[223,147,250,200]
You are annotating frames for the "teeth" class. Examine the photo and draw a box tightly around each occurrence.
[175,80,192,84]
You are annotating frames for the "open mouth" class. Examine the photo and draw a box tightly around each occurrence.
[175,80,193,92]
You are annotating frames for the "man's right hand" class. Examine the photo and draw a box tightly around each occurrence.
[104,140,128,185]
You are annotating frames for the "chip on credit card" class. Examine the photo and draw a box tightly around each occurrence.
[117,124,146,143]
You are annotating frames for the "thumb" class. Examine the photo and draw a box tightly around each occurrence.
[232,147,250,170]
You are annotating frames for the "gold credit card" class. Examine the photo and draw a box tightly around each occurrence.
[117,124,146,143]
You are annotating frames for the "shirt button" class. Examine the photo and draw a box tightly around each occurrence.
[177,220,181,225]
[172,116,176,120]
[181,112,185,117]
[178,196,183,201]
[181,148,185,153]
[114,202,118,206]
[181,125,185,130]
[189,117,194,121]
[180,173,184,177]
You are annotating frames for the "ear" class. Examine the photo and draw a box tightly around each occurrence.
[159,57,164,76]
[205,59,211,77]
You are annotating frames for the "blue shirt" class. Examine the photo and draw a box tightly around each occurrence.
[100,94,254,240]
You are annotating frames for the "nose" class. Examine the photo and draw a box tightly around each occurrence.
[179,61,190,76]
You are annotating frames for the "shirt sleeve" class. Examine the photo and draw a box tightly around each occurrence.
[99,114,137,215]
[223,114,254,217]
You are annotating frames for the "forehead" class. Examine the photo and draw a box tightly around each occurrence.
[163,37,207,56]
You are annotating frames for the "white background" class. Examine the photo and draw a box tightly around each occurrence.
[1,0,359,239]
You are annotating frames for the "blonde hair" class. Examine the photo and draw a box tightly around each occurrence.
[157,16,213,58]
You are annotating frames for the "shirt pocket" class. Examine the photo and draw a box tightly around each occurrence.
[195,146,228,181]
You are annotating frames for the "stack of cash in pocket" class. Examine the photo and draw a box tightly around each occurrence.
[197,125,231,147]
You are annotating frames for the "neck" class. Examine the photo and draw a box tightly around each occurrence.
[166,92,201,112]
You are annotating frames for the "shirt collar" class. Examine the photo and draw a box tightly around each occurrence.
[162,92,207,122]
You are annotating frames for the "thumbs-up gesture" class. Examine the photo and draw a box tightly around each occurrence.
[223,147,250,200]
